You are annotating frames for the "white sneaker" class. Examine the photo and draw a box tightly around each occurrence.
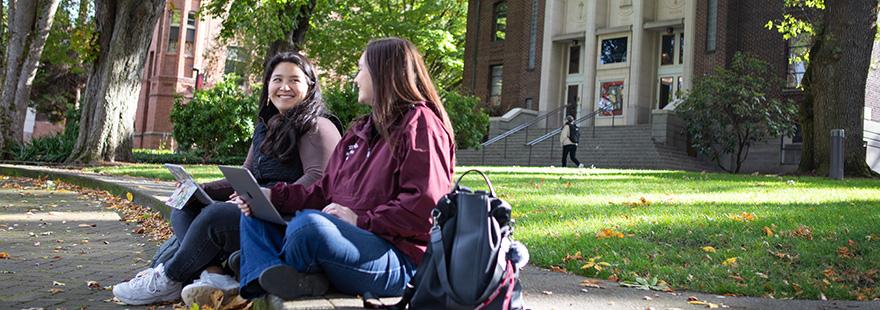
[112,263,182,305]
[181,270,240,307]
[578,163,585,168]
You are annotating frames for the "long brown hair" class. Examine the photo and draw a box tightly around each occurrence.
[363,37,454,143]
[257,52,325,163]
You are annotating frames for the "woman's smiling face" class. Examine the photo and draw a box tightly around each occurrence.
[268,62,311,113]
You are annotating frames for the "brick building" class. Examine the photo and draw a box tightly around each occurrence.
[461,0,880,173]
[134,0,243,149]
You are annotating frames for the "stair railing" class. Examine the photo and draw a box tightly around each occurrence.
[480,105,568,165]
[525,109,602,166]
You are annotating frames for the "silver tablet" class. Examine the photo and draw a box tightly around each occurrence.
[217,166,287,225]
[163,163,213,205]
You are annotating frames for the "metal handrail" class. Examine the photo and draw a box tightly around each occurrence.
[481,105,567,147]
[526,109,601,146]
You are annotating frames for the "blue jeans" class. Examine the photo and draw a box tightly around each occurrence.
[164,202,241,282]
[239,209,414,298]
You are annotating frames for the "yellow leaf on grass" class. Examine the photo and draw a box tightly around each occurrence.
[125,192,133,202]
[596,228,625,239]
[702,246,716,253]
[763,226,774,237]
[729,212,756,222]
[721,257,737,266]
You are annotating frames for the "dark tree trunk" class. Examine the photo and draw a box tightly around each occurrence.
[67,0,165,164]
[0,0,60,151]
[262,0,316,66]
[803,0,879,177]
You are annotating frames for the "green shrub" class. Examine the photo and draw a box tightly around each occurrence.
[441,89,488,149]
[678,52,798,173]
[11,103,80,163]
[323,82,371,130]
[323,83,488,149]
[131,149,245,165]
[170,74,259,160]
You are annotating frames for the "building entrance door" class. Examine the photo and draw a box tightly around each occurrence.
[656,30,684,110]
[564,83,581,119]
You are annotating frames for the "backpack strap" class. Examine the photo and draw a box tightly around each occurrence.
[453,169,496,197]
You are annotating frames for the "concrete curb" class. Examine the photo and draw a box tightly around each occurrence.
[0,164,174,220]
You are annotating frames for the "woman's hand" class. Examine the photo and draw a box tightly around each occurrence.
[228,192,251,216]
[322,203,357,226]
[230,187,272,216]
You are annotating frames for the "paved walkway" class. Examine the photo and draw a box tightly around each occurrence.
[1,163,878,309]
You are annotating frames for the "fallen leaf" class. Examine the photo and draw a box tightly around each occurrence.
[688,300,721,308]
[596,228,625,239]
[563,251,584,262]
[126,192,133,202]
[550,265,567,273]
[48,288,63,295]
[541,290,553,295]
[721,257,737,267]
[580,279,604,289]
[52,281,66,286]
[702,246,716,253]
[729,212,756,222]
[837,246,854,258]
[763,226,774,237]
[0,252,8,259]
[87,281,101,289]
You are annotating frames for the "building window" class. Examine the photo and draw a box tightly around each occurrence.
[679,33,684,64]
[184,11,197,57]
[224,46,248,76]
[599,37,628,65]
[167,10,181,54]
[786,35,810,88]
[598,81,624,116]
[493,1,508,41]
[568,44,581,74]
[660,34,675,65]
[488,65,503,106]
[706,0,717,52]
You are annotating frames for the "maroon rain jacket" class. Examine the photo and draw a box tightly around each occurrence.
[269,102,455,265]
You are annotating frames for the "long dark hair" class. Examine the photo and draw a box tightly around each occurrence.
[362,37,454,143]
[257,52,325,163]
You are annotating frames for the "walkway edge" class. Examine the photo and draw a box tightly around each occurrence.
[0,164,173,220]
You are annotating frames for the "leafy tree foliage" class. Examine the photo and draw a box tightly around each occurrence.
[170,75,259,160]
[678,53,798,173]
[308,0,466,90]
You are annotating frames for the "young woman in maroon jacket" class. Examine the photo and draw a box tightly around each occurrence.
[232,37,456,300]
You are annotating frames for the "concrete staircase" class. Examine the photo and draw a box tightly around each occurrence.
[457,124,717,171]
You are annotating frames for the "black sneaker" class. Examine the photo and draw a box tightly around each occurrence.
[227,250,241,279]
[258,264,329,300]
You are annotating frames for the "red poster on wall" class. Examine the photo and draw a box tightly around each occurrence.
[598,81,624,116]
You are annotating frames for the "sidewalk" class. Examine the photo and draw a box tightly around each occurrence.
[1,163,877,309]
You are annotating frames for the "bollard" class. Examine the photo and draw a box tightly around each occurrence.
[830,129,845,179]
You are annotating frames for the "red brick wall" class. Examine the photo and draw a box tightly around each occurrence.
[463,0,544,116]
[693,0,806,108]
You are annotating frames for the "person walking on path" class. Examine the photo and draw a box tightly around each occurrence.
[560,115,583,168]
[112,52,342,306]
[232,37,456,301]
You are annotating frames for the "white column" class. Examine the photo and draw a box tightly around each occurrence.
[581,0,598,121]
[682,0,697,91]
[538,0,560,114]
[627,0,645,125]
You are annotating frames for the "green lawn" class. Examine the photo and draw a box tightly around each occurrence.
[85,164,880,300]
